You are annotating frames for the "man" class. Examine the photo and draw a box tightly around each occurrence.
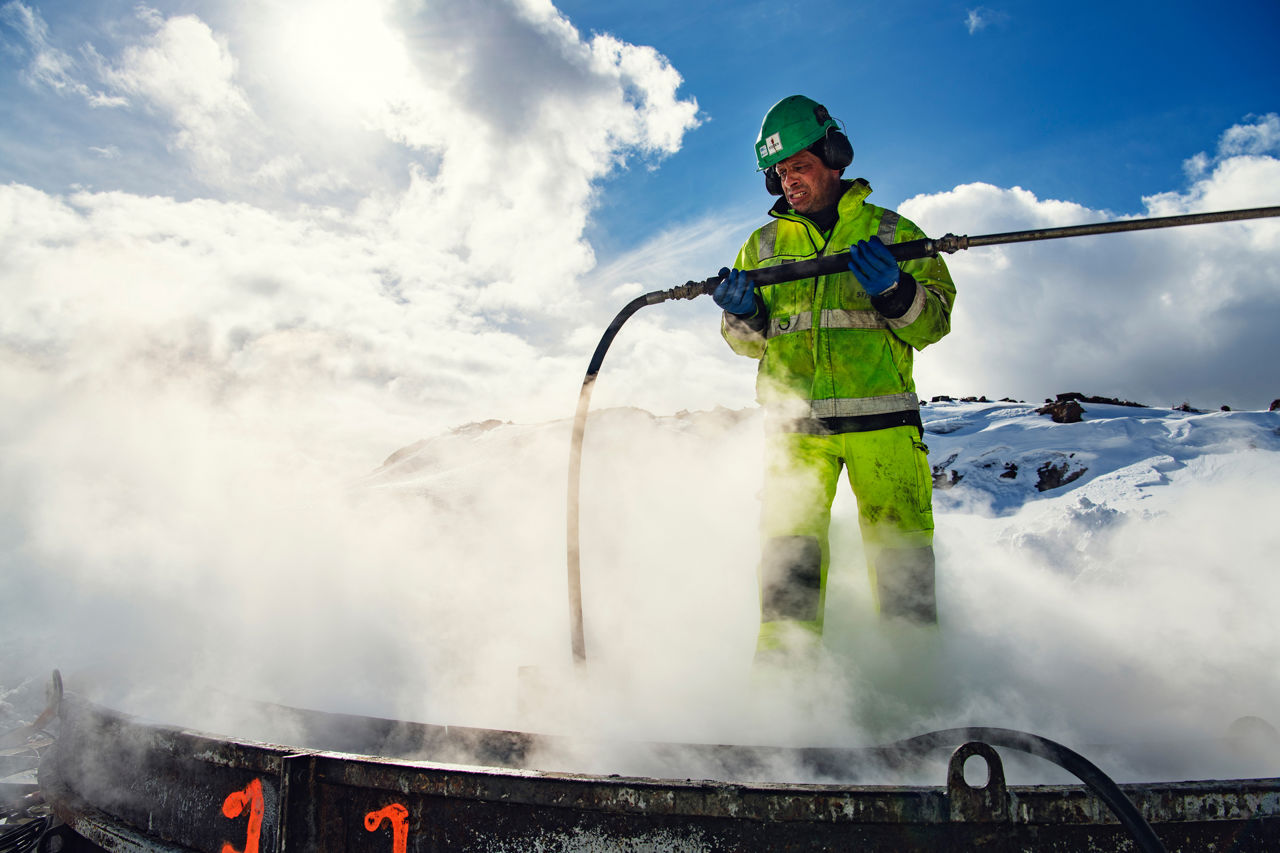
[715,95,956,661]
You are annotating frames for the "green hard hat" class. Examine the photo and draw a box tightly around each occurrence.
[755,95,839,171]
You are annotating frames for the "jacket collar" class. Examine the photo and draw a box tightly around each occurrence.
[769,178,872,221]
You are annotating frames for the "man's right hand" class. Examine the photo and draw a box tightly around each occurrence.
[713,267,757,316]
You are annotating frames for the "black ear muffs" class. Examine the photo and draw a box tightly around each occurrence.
[819,127,853,170]
[764,166,783,195]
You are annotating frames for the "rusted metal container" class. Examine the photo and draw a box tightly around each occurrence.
[40,692,1280,852]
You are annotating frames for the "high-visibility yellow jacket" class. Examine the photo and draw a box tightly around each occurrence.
[722,179,956,433]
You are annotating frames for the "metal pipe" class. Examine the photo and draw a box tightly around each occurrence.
[728,205,1280,286]
[947,204,1280,247]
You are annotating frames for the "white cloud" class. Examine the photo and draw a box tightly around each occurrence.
[1182,112,1280,179]
[0,0,120,103]
[899,153,1280,409]
[1218,112,1280,157]
[963,6,1009,35]
[103,9,256,181]
[587,34,699,156]
[0,182,573,455]
[0,1,705,486]
[1182,150,1210,179]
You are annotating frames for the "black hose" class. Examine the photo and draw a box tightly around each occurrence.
[886,727,1166,853]
[566,281,717,664]
[566,292,653,663]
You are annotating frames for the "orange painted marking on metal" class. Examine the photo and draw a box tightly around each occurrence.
[220,778,264,853]
[365,803,410,853]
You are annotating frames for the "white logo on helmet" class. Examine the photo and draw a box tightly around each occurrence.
[760,132,783,158]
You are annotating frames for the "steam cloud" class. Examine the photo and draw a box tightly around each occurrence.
[0,1,1277,789]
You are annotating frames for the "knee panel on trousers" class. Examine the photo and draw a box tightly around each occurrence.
[760,535,823,622]
[875,546,937,624]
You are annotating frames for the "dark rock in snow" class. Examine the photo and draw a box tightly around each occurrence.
[933,469,964,489]
[931,452,963,489]
[1036,458,1088,492]
[1269,399,1280,412]
[1037,399,1085,423]
[1053,392,1147,408]
[452,418,509,435]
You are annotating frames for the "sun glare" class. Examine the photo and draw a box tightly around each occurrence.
[267,1,416,131]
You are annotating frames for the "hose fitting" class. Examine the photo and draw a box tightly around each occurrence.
[650,276,722,304]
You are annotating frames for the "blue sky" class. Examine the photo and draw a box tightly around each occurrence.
[563,0,1280,253]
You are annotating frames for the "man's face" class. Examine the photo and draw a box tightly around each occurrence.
[775,150,842,215]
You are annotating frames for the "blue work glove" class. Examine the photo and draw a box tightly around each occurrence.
[848,236,900,296]
[712,267,757,315]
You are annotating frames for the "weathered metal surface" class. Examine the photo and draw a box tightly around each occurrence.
[41,694,1280,852]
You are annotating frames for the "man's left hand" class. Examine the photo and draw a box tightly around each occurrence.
[848,236,900,296]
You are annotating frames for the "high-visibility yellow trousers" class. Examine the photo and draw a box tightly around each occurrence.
[756,425,936,655]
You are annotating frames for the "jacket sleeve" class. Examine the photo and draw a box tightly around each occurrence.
[719,233,770,360]
[870,214,955,351]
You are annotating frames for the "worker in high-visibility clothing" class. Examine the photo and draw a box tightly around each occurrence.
[715,95,956,660]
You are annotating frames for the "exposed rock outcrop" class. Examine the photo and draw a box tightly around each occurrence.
[1037,399,1085,423]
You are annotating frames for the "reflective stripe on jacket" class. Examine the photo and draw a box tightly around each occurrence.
[721,179,955,433]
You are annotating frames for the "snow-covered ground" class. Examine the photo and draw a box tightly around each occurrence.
[3,397,1278,785]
